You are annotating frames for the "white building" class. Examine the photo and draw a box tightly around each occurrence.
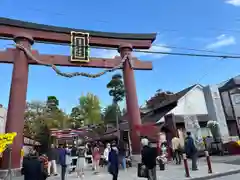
[0,104,7,134]
[141,84,229,139]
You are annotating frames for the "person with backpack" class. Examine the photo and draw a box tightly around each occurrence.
[184,132,198,171]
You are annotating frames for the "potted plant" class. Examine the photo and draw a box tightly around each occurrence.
[207,120,221,142]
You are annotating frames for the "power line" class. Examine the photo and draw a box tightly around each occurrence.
[0,37,234,57]
[133,49,240,59]
[92,46,240,59]
[154,44,240,56]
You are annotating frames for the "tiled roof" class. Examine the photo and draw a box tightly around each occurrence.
[219,75,240,91]
[120,84,199,126]
[142,84,197,114]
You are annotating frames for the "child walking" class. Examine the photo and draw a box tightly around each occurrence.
[76,146,86,179]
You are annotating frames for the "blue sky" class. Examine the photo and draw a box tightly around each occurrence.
[1,0,240,112]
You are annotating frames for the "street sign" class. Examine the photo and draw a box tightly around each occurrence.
[70,31,90,62]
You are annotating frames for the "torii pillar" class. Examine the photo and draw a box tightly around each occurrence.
[119,44,142,157]
[1,33,33,172]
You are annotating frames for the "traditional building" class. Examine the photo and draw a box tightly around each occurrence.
[218,75,240,137]
[141,84,211,137]
[119,84,210,149]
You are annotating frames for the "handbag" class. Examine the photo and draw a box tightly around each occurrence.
[137,163,148,178]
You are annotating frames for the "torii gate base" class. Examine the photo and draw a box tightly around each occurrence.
[0,34,143,177]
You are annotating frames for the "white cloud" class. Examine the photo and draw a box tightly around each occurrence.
[205,34,236,49]
[90,43,171,59]
[90,48,118,58]
[226,0,240,6]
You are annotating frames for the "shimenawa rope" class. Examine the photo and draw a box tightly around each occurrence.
[13,43,128,78]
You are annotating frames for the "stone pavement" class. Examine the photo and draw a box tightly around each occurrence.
[200,155,240,165]
[216,173,240,180]
[46,160,240,180]
[12,158,240,180]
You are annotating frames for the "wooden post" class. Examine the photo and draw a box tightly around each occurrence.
[2,33,33,169]
[183,153,190,177]
[205,151,213,173]
[119,44,141,155]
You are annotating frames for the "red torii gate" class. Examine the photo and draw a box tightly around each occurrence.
[0,17,156,171]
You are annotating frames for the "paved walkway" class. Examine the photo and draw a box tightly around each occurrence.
[201,155,240,164]
[216,173,240,180]
[12,159,240,180]
[46,160,240,180]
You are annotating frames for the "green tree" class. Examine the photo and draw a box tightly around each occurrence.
[107,73,125,103]
[106,73,125,129]
[24,101,46,138]
[46,96,59,112]
[70,107,84,128]
[76,93,103,126]
[103,104,121,125]
[24,99,70,153]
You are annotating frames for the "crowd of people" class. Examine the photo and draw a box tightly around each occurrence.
[140,131,199,180]
[21,140,130,180]
[21,131,199,180]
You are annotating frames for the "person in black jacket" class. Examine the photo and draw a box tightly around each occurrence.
[108,143,119,180]
[47,144,58,176]
[70,145,78,172]
[185,132,198,171]
[22,149,46,180]
[141,138,157,180]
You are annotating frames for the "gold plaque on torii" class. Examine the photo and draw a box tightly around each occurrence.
[70,31,90,62]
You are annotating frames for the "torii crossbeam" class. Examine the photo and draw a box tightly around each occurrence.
[0,17,156,172]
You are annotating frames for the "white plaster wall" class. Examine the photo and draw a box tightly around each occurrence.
[0,107,7,134]
[170,85,208,115]
[157,85,208,123]
[204,85,229,138]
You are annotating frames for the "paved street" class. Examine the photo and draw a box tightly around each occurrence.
[12,159,240,180]
[200,155,240,165]
[215,173,240,180]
